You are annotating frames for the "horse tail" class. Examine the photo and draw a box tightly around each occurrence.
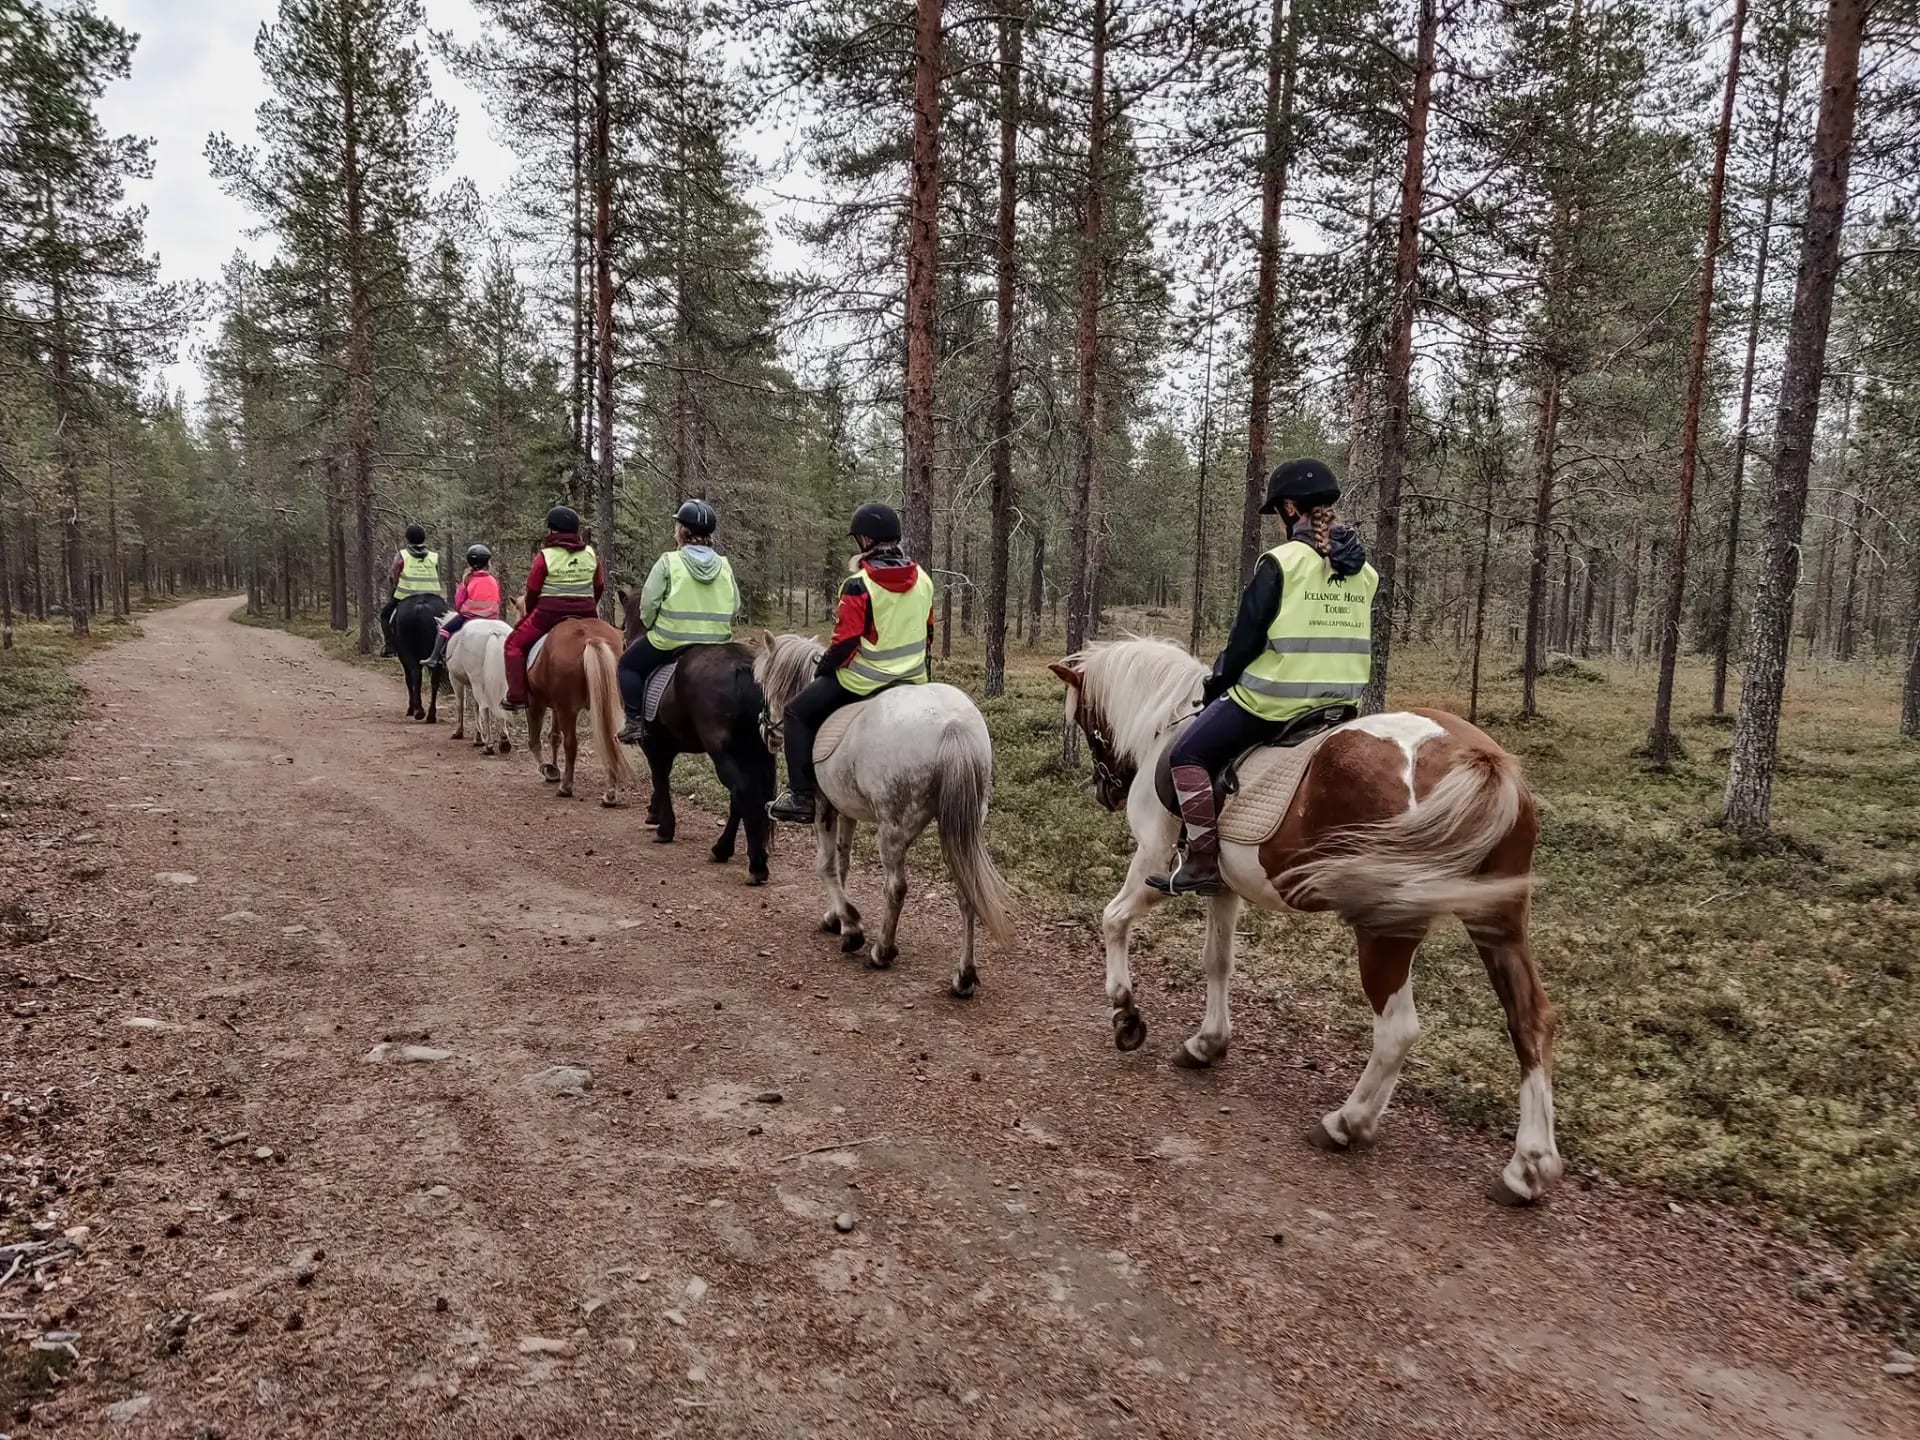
[583,639,636,786]
[934,721,1015,948]
[481,628,508,709]
[1281,743,1532,935]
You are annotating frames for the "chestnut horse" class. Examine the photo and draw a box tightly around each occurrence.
[1053,637,1561,1206]
[526,617,636,806]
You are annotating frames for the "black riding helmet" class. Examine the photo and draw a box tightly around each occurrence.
[466,544,492,568]
[405,523,428,546]
[546,505,580,535]
[1259,457,1340,514]
[849,502,903,545]
[674,499,717,537]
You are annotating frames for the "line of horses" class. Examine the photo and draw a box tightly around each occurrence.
[379,589,1562,1208]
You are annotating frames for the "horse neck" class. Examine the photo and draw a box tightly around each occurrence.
[1088,649,1203,768]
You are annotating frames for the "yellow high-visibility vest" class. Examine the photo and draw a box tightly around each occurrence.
[650,550,738,649]
[395,549,440,598]
[1229,540,1378,721]
[540,544,598,600]
[837,569,934,696]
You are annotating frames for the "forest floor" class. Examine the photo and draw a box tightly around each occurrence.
[2,596,1917,1437]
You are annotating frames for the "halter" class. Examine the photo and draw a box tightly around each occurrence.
[758,706,782,754]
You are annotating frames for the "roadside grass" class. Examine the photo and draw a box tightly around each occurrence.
[0,616,143,769]
[252,603,1919,1330]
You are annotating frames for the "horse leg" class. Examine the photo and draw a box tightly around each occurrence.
[644,742,676,843]
[1471,916,1562,1205]
[558,708,579,798]
[742,754,772,887]
[452,677,467,740]
[868,820,913,970]
[404,658,423,719]
[833,812,864,951]
[425,662,442,724]
[1173,890,1245,1068]
[709,753,742,864]
[951,905,977,1000]
[1102,819,1177,1052]
[533,701,559,782]
[1308,931,1422,1153]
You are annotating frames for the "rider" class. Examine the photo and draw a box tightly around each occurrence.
[380,524,440,656]
[423,544,501,672]
[767,502,934,825]
[1149,457,1377,896]
[616,499,740,745]
[502,505,605,711]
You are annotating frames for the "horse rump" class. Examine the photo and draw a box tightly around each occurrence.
[1280,744,1532,935]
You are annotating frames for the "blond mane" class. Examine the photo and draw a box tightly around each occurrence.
[755,631,826,713]
[1067,635,1207,766]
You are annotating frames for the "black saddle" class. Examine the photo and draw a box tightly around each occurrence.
[1153,702,1357,819]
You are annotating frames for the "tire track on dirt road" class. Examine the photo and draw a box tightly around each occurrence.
[4,596,1913,1437]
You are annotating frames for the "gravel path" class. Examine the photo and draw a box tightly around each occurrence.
[2,596,1913,1438]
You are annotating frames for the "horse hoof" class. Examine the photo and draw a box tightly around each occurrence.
[949,974,975,1000]
[839,931,866,955]
[654,829,674,844]
[600,795,619,809]
[1169,1041,1214,1070]
[1488,1177,1538,1209]
[821,915,842,935]
[1304,1120,1349,1154]
[541,767,561,783]
[644,813,662,828]
[1112,1012,1147,1052]
[557,786,573,799]
[746,869,768,888]
[709,844,733,864]
[498,737,512,754]
[867,944,897,970]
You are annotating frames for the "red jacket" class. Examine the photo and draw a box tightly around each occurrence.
[525,531,605,617]
[819,549,933,678]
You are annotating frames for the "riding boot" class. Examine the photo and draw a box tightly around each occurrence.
[1148,764,1228,896]
[767,789,816,824]
[424,633,449,671]
[617,714,645,746]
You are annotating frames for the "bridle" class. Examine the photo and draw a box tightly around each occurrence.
[758,705,782,755]
[1074,684,1204,813]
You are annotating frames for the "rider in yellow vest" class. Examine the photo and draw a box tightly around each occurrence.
[616,499,740,745]
[380,523,441,655]
[502,505,605,709]
[768,502,933,825]
[1150,458,1377,895]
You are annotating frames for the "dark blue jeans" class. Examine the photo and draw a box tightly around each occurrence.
[1170,694,1285,774]
[617,636,677,722]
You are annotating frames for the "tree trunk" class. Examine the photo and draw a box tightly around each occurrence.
[983,5,1021,698]
[1836,487,1864,662]
[1065,0,1107,666]
[1578,550,1598,658]
[46,196,88,639]
[1467,437,1499,724]
[1027,525,1045,649]
[1902,547,1920,739]
[340,25,379,654]
[1239,0,1298,589]
[325,454,349,631]
[1190,280,1218,655]
[570,14,589,508]
[0,494,13,650]
[592,0,617,618]
[1721,0,1865,828]
[902,0,942,565]
[1712,41,1795,714]
[1363,0,1437,715]
[1521,377,1563,714]
[1648,0,1746,763]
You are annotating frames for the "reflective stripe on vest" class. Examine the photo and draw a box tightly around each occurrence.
[650,551,738,649]
[395,549,440,597]
[461,573,501,618]
[540,545,597,599]
[839,568,934,696]
[1229,541,1378,722]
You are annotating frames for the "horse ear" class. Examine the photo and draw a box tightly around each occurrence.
[1048,661,1082,689]
[761,628,778,653]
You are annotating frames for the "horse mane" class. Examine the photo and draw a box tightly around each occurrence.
[1069,635,1207,766]
[756,632,826,712]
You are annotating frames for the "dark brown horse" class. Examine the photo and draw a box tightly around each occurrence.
[619,596,774,885]
[1053,637,1559,1206]
[526,616,635,806]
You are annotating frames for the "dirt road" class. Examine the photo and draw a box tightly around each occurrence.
[3,597,1914,1438]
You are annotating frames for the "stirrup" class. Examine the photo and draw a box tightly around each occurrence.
[1147,850,1227,897]
[767,791,815,824]
[617,719,645,746]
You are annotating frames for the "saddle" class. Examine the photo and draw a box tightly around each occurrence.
[642,660,679,723]
[1152,702,1357,847]
[813,702,864,765]
[527,631,552,674]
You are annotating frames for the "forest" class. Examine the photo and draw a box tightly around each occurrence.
[1,0,1917,840]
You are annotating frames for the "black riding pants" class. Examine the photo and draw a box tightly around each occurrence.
[616,637,678,721]
[1169,694,1285,773]
[782,674,860,800]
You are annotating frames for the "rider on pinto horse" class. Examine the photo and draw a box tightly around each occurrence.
[767,502,935,825]
[616,498,741,746]
[423,544,501,672]
[502,506,605,712]
[1150,458,1378,897]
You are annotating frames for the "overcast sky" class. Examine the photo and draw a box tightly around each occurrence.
[95,1,536,402]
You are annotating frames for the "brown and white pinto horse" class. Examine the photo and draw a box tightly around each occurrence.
[525,616,636,807]
[1053,637,1561,1205]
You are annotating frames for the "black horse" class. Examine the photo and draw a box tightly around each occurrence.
[389,593,449,722]
[619,597,774,885]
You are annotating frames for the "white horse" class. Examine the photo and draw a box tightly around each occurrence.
[756,632,1015,998]
[446,619,513,755]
